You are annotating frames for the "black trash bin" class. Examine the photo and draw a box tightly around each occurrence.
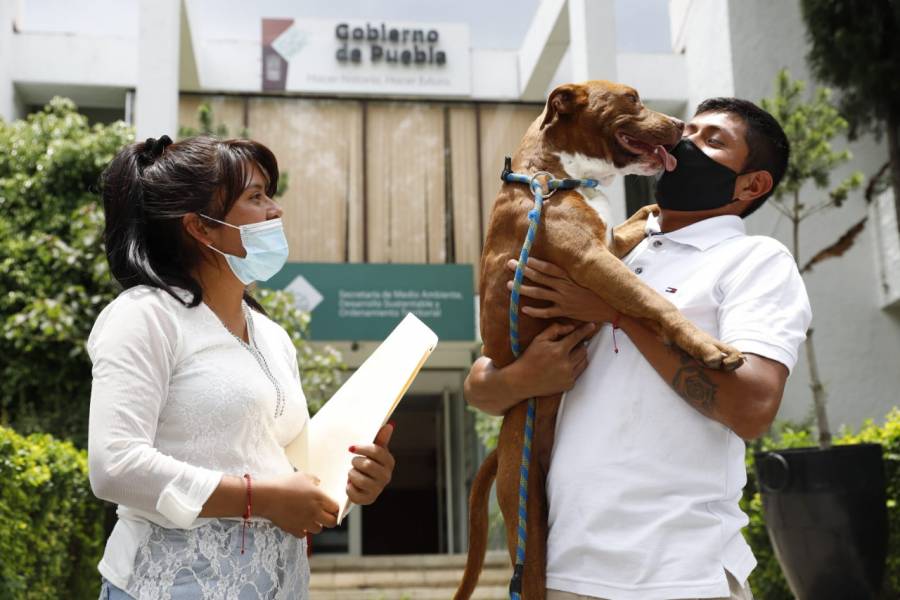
[754,443,887,600]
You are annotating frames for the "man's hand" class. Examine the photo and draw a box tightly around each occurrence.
[464,321,596,416]
[516,322,594,395]
[507,258,617,323]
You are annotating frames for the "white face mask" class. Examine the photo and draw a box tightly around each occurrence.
[200,214,289,284]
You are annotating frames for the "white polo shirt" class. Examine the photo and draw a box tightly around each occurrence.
[546,214,811,600]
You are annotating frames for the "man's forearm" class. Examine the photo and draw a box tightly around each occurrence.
[618,316,786,439]
[464,322,594,416]
[464,357,530,416]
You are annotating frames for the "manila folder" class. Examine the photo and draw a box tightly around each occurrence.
[284,313,438,523]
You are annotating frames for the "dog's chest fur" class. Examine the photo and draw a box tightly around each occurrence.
[556,151,617,246]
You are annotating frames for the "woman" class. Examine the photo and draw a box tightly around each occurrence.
[88,135,395,599]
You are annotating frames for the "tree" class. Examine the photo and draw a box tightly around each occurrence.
[800,0,900,232]
[0,98,341,445]
[177,101,245,139]
[760,70,866,448]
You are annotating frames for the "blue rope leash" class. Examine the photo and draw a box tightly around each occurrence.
[501,157,598,599]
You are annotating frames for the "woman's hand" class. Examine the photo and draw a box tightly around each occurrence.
[347,423,396,505]
[255,472,340,538]
[507,258,618,323]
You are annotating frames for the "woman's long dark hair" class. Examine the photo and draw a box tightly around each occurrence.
[100,135,279,312]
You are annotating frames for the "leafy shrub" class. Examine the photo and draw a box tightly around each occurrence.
[0,99,130,444]
[744,408,900,598]
[0,426,106,599]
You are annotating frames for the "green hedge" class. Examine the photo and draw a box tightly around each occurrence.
[743,407,900,598]
[0,426,105,599]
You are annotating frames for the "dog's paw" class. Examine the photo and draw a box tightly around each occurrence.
[719,345,745,371]
[672,325,745,371]
[696,339,744,371]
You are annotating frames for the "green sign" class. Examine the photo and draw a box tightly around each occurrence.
[263,263,475,341]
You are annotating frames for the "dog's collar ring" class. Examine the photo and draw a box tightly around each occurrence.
[529,171,557,199]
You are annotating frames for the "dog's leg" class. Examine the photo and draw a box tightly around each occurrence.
[521,393,562,599]
[521,456,549,600]
[542,217,743,370]
[609,204,658,259]
[455,449,499,600]
[496,396,555,599]
[497,402,527,569]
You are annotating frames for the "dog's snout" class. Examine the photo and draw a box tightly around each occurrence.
[670,118,685,135]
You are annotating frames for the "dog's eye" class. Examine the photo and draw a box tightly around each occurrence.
[626,94,639,104]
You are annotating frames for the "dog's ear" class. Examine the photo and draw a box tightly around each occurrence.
[540,84,583,130]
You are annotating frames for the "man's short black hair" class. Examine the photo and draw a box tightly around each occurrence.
[694,98,790,217]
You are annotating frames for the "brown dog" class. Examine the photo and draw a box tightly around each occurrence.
[455,81,745,600]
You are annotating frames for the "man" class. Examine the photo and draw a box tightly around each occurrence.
[464,98,811,600]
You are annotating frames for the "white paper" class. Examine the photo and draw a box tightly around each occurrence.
[284,313,438,523]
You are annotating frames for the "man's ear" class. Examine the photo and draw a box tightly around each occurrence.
[540,83,583,130]
[734,170,774,204]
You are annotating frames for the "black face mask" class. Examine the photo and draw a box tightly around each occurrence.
[655,138,741,212]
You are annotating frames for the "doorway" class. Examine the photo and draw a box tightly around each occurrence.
[362,394,446,554]
[309,370,475,557]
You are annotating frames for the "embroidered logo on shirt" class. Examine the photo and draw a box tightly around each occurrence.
[665,287,678,293]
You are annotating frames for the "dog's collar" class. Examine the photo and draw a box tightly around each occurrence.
[500,156,600,195]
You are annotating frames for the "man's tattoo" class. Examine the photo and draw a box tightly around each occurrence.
[671,349,718,415]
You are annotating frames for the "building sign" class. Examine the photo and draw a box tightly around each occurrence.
[263,263,476,341]
[261,18,471,97]
[335,23,447,65]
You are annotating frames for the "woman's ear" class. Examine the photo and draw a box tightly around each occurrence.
[182,213,211,247]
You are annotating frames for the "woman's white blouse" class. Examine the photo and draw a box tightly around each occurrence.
[87,285,309,590]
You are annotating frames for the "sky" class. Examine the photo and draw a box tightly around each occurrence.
[19,0,673,54]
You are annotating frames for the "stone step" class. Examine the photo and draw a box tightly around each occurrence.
[309,565,510,589]
[309,550,510,572]
[308,585,509,600]
[309,551,512,599]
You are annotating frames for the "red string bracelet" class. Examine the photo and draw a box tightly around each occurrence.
[611,314,622,354]
[241,473,252,555]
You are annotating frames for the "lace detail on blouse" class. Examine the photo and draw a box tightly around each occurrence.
[204,302,287,419]
[127,520,309,600]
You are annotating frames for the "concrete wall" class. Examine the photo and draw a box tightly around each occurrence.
[135,0,180,138]
[872,189,900,309]
[0,0,17,121]
[723,0,900,429]
[669,0,735,113]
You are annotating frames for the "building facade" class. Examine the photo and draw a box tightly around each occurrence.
[2,0,898,556]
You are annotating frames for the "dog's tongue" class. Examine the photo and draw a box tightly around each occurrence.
[655,145,677,171]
